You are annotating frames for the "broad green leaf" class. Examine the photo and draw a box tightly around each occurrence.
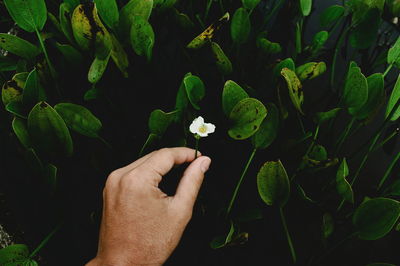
[349,73,384,120]
[257,37,282,54]
[343,66,368,108]
[12,117,31,149]
[55,42,83,66]
[2,73,27,106]
[0,34,41,59]
[59,3,75,44]
[349,8,381,49]
[130,16,155,61]
[4,0,47,32]
[336,158,354,204]
[210,235,226,249]
[309,144,328,161]
[388,37,400,68]
[222,80,249,116]
[295,62,326,81]
[148,109,177,136]
[28,101,73,157]
[320,5,344,28]
[228,98,267,140]
[88,53,111,84]
[84,86,101,101]
[183,74,205,110]
[54,103,102,138]
[281,68,304,114]
[353,197,400,240]
[211,42,233,76]
[0,244,29,265]
[242,0,260,10]
[300,0,312,16]
[309,31,328,55]
[314,108,341,124]
[257,160,290,207]
[94,0,119,30]
[0,56,17,72]
[110,33,129,77]
[187,12,230,49]
[71,3,112,55]
[6,101,28,119]
[252,103,279,149]
[173,8,194,29]
[273,58,295,78]
[322,213,334,239]
[120,0,153,36]
[23,68,46,107]
[231,8,250,44]
[385,74,400,121]
[175,73,192,111]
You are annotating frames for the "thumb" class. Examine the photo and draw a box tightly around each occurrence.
[173,156,211,210]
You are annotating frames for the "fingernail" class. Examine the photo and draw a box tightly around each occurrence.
[201,157,211,173]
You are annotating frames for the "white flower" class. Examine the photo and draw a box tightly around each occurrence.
[189,116,216,137]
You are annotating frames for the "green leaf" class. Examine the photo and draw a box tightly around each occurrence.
[148,109,177,136]
[186,13,230,49]
[241,0,260,10]
[59,3,75,44]
[322,213,334,239]
[314,108,341,124]
[54,103,102,138]
[309,144,328,161]
[343,66,368,109]
[300,0,312,16]
[309,31,328,55]
[2,72,27,106]
[120,0,153,36]
[385,74,400,121]
[231,8,250,44]
[349,73,384,120]
[295,62,326,81]
[110,33,129,78]
[336,158,354,204]
[388,37,400,69]
[349,8,381,49]
[211,42,233,76]
[55,42,83,66]
[0,244,29,265]
[94,0,119,30]
[353,197,400,240]
[6,101,28,119]
[12,117,31,149]
[273,58,295,78]
[280,68,304,114]
[130,16,155,61]
[4,0,47,32]
[23,68,46,108]
[228,98,267,140]
[222,80,249,116]
[257,37,282,54]
[210,235,226,249]
[183,74,205,110]
[173,8,194,29]
[257,160,290,207]
[63,0,80,10]
[88,53,111,84]
[28,101,73,157]
[320,5,344,28]
[251,103,279,149]
[0,34,41,59]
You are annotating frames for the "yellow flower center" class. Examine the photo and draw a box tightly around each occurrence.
[198,125,207,133]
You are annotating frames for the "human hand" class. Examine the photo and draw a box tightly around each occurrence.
[86,147,211,266]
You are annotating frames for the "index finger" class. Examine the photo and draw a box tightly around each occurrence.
[136,147,200,178]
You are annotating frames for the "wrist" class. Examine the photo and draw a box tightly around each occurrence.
[86,256,162,266]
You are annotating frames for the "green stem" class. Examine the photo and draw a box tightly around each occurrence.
[296,111,306,135]
[226,148,257,216]
[330,27,350,90]
[304,125,320,157]
[204,0,213,21]
[334,118,356,156]
[29,223,62,258]
[383,63,394,78]
[279,207,297,263]
[195,136,200,158]
[378,150,400,190]
[373,128,399,152]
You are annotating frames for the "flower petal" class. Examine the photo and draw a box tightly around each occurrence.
[189,116,204,134]
[205,123,216,134]
[198,131,208,137]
